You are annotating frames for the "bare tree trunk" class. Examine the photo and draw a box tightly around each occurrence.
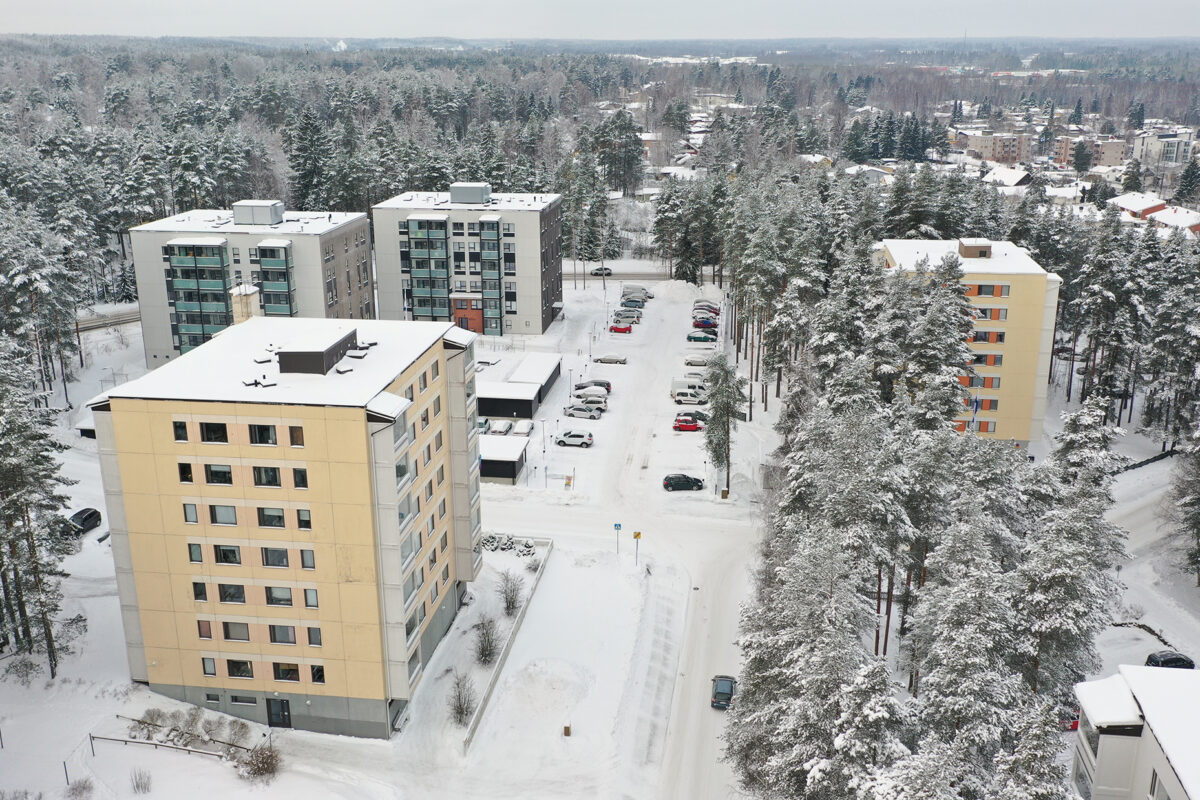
[874,566,882,656]
[7,541,33,651]
[1065,326,1081,402]
[23,523,58,677]
[882,566,896,657]
[0,547,25,651]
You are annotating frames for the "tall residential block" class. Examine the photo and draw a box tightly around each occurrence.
[878,238,1061,448]
[130,200,373,365]
[373,182,564,336]
[87,317,483,737]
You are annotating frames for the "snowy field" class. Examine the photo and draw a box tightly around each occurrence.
[1,277,768,799]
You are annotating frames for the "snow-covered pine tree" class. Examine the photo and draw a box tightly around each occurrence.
[983,699,1070,800]
[702,353,748,493]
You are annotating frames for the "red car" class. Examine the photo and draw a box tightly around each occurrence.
[609,324,633,334]
[673,419,703,431]
[693,319,718,329]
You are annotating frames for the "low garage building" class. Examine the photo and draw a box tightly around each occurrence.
[479,435,528,485]
[505,352,562,403]
[477,380,540,419]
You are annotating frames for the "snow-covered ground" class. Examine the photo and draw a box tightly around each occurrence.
[1,279,767,799]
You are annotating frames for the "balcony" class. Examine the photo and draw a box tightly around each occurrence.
[198,279,230,291]
[200,301,228,313]
[430,268,449,279]
[411,287,433,298]
[410,248,430,259]
[259,258,288,268]
[171,278,197,289]
[177,323,204,334]
[263,304,294,315]
[480,230,498,240]
[173,301,200,312]
[262,280,291,293]
[481,268,500,281]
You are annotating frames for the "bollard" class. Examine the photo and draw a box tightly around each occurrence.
[563,725,571,737]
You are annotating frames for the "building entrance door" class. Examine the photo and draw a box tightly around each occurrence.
[266,698,291,728]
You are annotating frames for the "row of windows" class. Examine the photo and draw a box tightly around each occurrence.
[175,421,304,447]
[189,544,315,569]
[191,582,318,608]
[197,619,321,646]
[962,376,1002,389]
[974,307,1008,321]
[972,331,1006,344]
[964,397,1000,411]
[954,420,997,434]
[970,353,1003,367]
[201,658,324,684]
[968,284,1011,298]
[183,504,311,530]
[179,463,307,489]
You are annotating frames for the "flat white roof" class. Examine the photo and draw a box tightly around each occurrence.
[441,326,478,349]
[1147,206,1200,229]
[506,353,562,387]
[478,435,529,462]
[375,191,561,212]
[90,317,453,410]
[165,236,227,246]
[1075,673,1141,727]
[255,238,293,248]
[134,209,365,237]
[1108,192,1165,214]
[476,380,540,401]
[1120,665,1200,798]
[880,239,1049,276]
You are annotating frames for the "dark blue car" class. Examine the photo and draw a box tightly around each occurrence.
[711,675,737,710]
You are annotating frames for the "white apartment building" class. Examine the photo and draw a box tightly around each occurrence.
[373,183,564,336]
[131,200,372,365]
[1131,127,1195,168]
[1072,666,1199,800]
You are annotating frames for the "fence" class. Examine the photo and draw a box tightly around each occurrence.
[88,733,225,759]
[462,536,555,754]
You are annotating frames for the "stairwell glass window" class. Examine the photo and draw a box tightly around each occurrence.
[199,422,227,443]
[257,508,285,528]
[265,587,292,606]
[249,424,276,445]
[213,545,241,565]
[209,505,236,525]
[183,504,198,524]
[253,466,281,487]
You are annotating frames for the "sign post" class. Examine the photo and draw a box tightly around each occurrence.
[614,523,621,554]
[634,531,642,565]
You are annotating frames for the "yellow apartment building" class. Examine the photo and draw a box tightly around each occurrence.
[878,238,1061,447]
[87,317,482,737]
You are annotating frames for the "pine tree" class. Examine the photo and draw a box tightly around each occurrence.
[1168,443,1200,585]
[1072,140,1093,174]
[1068,98,1084,126]
[1121,159,1143,192]
[702,353,747,493]
[984,700,1071,800]
[287,107,332,211]
[1175,158,1200,202]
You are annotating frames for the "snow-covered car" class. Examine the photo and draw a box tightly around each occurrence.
[711,675,737,709]
[675,410,709,424]
[573,395,608,412]
[554,430,594,448]
[683,354,711,367]
[620,298,645,309]
[610,323,633,334]
[590,266,613,276]
[673,418,702,432]
[512,420,535,436]
[693,319,718,329]
[681,372,706,382]
[573,385,608,398]
[594,354,627,364]
[489,419,513,435]
[563,405,601,420]
[687,331,717,343]
[477,417,491,432]
[1145,650,1195,669]
[574,379,612,393]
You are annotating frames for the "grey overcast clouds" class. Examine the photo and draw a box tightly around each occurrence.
[5,0,1200,39]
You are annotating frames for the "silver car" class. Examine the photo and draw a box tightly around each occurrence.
[574,395,608,411]
[594,354,627,364]
[554,430,594,448]
[563,404,601,420]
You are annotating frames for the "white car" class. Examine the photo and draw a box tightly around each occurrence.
[683,354,711,367]
[564,404,602,420]
[554,430,594,448]
[574,395,608,412]
[512,420,535,436]
[594,354,627,364]
[573,385,608,399]
[489,419,513,435]
[672,389,708,405]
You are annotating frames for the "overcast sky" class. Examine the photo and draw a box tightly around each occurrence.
[5,1,1198,41]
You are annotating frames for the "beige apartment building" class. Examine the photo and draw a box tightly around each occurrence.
[878,238,1061,447]
[130,200,372,365]
[87,317,482,737]
[1054,136,1127,168]
[963,130,1034,164]
[373,182,564,336]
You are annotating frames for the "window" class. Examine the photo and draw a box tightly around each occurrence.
[173,421,189,441]
[289,426,304,447]
[301,549,315,570]
[257,507,285,528]
[253,466,281,487]
[439,533,448,553]
[178,463,193,483]
[269,625,296,645]
[304,588,318,608]
[261,547,288,567]
[419,373,428,392]
[293,509,311,530]
[213,544,241,565]
[436,466,445,486]
[433,397,442,417]
[184,503,198,524]
[205,464,233,485]
[202,657,216,676]
[421,409,430,430]
[209,504,237,525]
[265,587,293,606]
[218,584,245,603]
[311,665,326,684]
[1150,770,1173,800]
[408,653,422,681]
[441,564,450,584]
[401,529,417,564]
[431,361,439,381]
[197,620,212,639]
[404,385,414,402]
[293,468,308,488]
[230,695,256,705]
[205,693,219,703]
[307,626,322,646]
[249,424,277,445]
[403,567,424,604]
[223,621,250,641]
[405,604,426,639]
[193,582,207,601]
[438,498,447,519]
[199,422,227,443]
[227,660,253,679]
[188,543,203,562]
[425,481,434,501]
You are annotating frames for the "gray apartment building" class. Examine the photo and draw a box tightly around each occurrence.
[130,200,373,365]
[373,183,563,336]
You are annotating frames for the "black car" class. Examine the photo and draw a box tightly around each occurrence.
[574,379,612,393]
[68,508,102,536]
[1145,650,1195,669]
[711,675,737,710]
[663,474,703,491]
[675,410,710,423]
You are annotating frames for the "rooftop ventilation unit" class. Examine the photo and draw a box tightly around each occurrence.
[232,200,285,226]
[449,182,492,204]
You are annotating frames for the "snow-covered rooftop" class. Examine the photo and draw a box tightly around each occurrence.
[982,166,1031,187]
[1075,672,1142,727]
[880,240,1049,276]
[1121,665,1200,798]
[1147,205,1200,230]
[134,209,365,237]
[506,353,562,388]
[375,191,561,212]
[476,380,540,401]
[89,317,452,410]
[1108,192,1166,215]
[478,434,529,463]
